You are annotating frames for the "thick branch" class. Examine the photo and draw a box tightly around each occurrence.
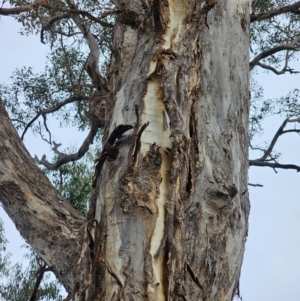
[0,2,36,15]
[0,99,85,293]
[251,1,300,23]
[256,118,288,162]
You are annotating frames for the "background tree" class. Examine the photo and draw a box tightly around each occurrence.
[0,243,64,301]
[2,1,299,298]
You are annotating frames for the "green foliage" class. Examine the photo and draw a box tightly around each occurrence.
[0,1,113,139]
[43,146,96,215]
[0,45,91,134]
[251,1,300,68]
[0,218,65,301]
[249,1,300,160]
[0,243,64,301]
[0,219,10,281]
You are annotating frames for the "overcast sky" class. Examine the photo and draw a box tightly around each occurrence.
[0,15,300,301]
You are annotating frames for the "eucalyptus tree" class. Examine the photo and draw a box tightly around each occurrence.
[1,1,300,300]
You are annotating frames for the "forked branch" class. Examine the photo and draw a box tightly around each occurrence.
[250,45,300,71]
[254,48,299,75]
[34,124,99,170]
[256,61,299,75]
[21,94,89,140]
[250,117,300,172]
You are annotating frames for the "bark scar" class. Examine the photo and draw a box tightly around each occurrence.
[186,261,204,291]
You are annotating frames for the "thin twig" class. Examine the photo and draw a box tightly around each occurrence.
[249,160,300,172]
[248,183,263,187]
[21,94,88,140]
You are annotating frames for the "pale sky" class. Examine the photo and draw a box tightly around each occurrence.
[0,15,300,301]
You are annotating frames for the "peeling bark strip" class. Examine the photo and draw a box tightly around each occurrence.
[83,0,251,300]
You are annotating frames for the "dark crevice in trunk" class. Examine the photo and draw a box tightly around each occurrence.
[185,162,193,193]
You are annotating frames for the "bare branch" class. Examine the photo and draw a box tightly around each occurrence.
[50,29,81,37]
[282,129,300,134]
[256,61,300,75]
[37,119,51,145]
[11,118,27,126]
[250,45,300,71]
[34,124,99,170]
[21,94,88,140]
[253,117,300,163]
[251,1,300,23]
[249,160,300,172]
[255,118,289,162]
[248,183,263,187]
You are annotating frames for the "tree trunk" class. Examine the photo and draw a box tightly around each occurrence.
[0,1,251,300]
[83,0,251,300]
